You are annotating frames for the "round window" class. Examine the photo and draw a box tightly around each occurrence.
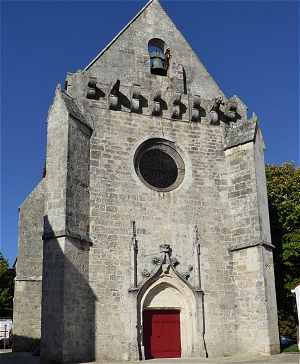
[134,139,185,191]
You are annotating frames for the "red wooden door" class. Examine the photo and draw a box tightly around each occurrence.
[143,309,181,359]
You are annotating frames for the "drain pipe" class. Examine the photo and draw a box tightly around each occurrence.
[131,220,138,288]
[194,226,208,357]
[201,292,208,358]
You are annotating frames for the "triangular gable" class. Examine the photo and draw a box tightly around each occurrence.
[83,0,224,99]
[85,0,155,70]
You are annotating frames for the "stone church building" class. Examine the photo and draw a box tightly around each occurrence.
[13,0,280,362]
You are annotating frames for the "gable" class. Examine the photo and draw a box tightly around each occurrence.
[84,0,224,99]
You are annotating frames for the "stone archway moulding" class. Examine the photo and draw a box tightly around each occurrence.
[137,268,201,359]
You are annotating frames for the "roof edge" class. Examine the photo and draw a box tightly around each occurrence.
[84,0,155,71]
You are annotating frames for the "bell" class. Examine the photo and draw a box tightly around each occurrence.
[150,50,167,76]
[152,100,161,116]
[109,94,118,109]
[87,88,96,99]
[172,104,180,119]
[209,111,219,124]
[191,108,200,121]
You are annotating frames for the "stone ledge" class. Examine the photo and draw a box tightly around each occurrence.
[15,276,42,282]
[42,229,93,246]
[229,240,275,252]
[62,90,94,133]
[224,119,257,150]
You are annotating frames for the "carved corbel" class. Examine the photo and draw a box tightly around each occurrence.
[191,95,201,122]
[209,96,224,124]
[86,79,97,99]
[108,80,120,109]
[86,78,104,100]
[152,89,162,116]
[171,93,181,119]
[224,99,238,121]
[131,84,141,113]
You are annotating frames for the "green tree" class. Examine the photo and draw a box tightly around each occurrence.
[0,253,15,318]
[266,162,300,339]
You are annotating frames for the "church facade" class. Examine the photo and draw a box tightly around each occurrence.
[13,0,280,362]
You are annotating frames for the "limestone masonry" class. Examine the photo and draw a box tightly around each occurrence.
[13,0,280,363]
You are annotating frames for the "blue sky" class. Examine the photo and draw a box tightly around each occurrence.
[1,0,299,265]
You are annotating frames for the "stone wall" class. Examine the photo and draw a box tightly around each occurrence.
[41,236,93,363]
[13,180,45,352]
[87,103,229,359]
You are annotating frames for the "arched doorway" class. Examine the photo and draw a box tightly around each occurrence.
[137,270,199,359]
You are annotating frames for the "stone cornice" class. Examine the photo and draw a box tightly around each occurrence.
[229,240,275,252]
[82,79,253,127]
[62,91,94,133]
[15,276,42,282]
[224,118,258,150]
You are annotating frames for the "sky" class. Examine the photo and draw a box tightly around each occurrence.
[1,0,299,265]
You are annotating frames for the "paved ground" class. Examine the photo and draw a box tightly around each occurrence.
[0,351,298,364]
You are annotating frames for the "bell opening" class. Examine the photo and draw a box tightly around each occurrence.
[148,38,168,76]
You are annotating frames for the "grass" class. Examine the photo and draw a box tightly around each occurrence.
[282,343,299,352]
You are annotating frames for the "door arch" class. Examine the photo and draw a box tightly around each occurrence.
[137,270,198,359]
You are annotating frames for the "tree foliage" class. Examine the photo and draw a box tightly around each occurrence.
[266,162,300,338]
[0,253,15,318]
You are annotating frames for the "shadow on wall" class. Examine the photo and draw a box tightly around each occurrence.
[0,352,40,364]
[12,336,40,353]
[41,216,97,364]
